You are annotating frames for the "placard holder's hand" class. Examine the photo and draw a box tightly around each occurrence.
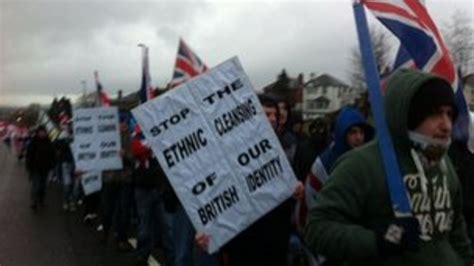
[74,170,85,178]
[195,232,210,252]
[376,216,420,257]
[293,181,304,200]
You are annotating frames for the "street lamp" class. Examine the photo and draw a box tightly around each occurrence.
[138,43,148,57]
[81,80,87,106]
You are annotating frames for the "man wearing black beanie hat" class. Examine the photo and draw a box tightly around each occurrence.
[305,69,473,266]
[407,79,458,131]
[406,78,458,162]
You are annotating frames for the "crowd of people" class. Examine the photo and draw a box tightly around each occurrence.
[4,69,473,266]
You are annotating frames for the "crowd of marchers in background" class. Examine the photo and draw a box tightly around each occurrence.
[2,69,473,266]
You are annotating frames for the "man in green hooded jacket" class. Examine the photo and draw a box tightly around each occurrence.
[304,69,473,266]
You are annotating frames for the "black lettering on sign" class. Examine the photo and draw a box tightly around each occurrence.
[98,124,116,133]
[203,79,244,105]
[79,143,91,149]
[78,152,96,160]
[75,116,92,122]
[192,173,218,196]
[237,139,273,166]
[100,150,118,159]
[246,156,282,193]
[150,108,190,137]
[163,128,207,168]
[214,98,257,137]
[100,141,117,148]
[83,175,99,185]
[197,185,240,226]
[76,126,93,135]
[98,114,115,120]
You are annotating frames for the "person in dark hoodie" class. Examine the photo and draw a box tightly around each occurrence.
[26,125,56,210]
[305,107,374,210]
[304,69,473,266]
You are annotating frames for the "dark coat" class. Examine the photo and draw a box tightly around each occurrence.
[26,136,56,175]
[449,141,474,219]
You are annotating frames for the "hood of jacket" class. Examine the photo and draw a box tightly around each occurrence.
[320,107,373,172]
[384,69,453,153]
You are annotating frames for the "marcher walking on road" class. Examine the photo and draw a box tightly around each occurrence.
[55,125,75,211]
[219,94,304,266]
[26,125,56,210]
[305,69,473,265]
[132,132,166,266]
[101,115,134,252]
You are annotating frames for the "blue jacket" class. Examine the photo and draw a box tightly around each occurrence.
[319,107,373,174]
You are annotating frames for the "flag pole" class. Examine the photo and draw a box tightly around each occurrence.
[352,1,412,217]
[81,80,87,107]
[94,70,100,107]
[138,43,148,103]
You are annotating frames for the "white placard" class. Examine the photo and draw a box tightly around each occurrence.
[132,57,298,253]
[81,171,102,195]
[72,107,122,171]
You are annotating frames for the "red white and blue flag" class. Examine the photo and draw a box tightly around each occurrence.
[139,45,155,103]
[169,38,208,89]
[94,70,112,107]
[363,0,474,152]
[0,121,9,141]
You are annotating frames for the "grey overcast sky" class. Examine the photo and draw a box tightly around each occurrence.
[1,0,473,106]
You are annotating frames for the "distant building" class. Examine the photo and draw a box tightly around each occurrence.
[463,73,474,110]
[262,69,304,119]
[303,74,359,120]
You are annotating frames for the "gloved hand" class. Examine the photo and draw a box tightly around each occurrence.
[376,216,421,256]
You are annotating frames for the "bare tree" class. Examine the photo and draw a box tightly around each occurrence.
[443,9,474,76]
[350,25,394,89]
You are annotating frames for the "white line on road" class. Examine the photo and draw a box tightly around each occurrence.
[128,238,161,266]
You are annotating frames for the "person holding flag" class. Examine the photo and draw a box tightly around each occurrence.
[304,69,473,266]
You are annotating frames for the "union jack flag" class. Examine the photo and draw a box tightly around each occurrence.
[94,70,111,107]
[139,45,155,103]
[169,38,208,89]
[363,0,473,151]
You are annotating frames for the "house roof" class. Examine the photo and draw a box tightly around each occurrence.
[263,70,303,92]
[306,74,350,88]
[463,73,474,83]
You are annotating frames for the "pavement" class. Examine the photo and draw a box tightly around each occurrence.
[0,144,162,266]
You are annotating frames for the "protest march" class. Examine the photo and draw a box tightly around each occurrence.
[0,1,473,266]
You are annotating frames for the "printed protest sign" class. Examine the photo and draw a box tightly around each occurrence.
[81,171,102,195]
[132,57,298,253]
[72,107,122,172]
